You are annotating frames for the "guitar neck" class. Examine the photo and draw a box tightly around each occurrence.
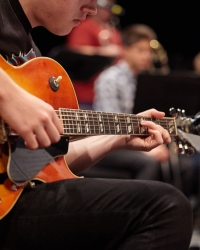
[57,108,177,137]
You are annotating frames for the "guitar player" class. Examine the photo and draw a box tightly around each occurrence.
[0,0,192,249]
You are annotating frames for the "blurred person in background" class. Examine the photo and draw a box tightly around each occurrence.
[66,0,123,110]
[93,24,160,113]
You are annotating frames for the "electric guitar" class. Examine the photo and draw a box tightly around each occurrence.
[0,55,179,219]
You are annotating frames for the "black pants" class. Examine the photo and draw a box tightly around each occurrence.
[0,178,192,250]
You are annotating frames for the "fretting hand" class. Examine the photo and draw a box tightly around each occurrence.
[121,109,171,152]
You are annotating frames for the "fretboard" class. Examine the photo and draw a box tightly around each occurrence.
[56,109,177,137]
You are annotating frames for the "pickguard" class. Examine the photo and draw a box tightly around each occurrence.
[8,137,69,184]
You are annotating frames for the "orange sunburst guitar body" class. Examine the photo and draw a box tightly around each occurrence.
[0,55,79,219]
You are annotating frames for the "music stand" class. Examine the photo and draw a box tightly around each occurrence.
[133,71,200,117]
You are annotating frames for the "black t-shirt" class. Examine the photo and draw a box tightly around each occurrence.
[0,0,41,65]
[0,0,42,212]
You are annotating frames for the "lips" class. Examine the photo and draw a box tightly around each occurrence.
[73,18,85,25]
[73,19,81,25]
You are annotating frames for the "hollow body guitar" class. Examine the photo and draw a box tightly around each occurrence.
[0,55,177,219]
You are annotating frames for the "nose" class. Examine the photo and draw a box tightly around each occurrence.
[81,2,97,16]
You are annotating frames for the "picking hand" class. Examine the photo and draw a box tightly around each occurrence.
[0,69,63,149]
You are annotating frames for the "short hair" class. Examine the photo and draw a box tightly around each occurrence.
[122,24,157,46]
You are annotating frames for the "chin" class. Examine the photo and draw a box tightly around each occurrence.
[48,26,73,36]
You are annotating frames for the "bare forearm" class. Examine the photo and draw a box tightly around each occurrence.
[65,135,126,174]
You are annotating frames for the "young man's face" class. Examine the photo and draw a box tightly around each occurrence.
[126,39,153,74]
[29,0,97,35]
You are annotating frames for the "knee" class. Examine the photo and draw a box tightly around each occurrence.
[156,182,193,220]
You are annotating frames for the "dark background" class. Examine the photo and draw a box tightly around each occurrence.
[31,1,200,71]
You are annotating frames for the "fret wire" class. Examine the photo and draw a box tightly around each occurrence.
[65,109,69,133]
[84,110,90,135]
[69,110,74,134]
[107,112,111,134]
[61,109,67,134]
[115,113,122,134]
[103,113,110,134]
[86,111,91,134]
[136,116,141,134]
[87,110,93,135]
[88,111,94,134]
[107,113,115,134]
[75,110,82,134]
[81,109,86,134]
[85,110,89,135]
[101,112,105,134]
[120,114,124,134]
[72,109,77,134]
[93,111,97,133]
[124,114,127,134]
[107,114,114,135]
[95,111,99,134]
[100,112,105,134]
[68,110,73,133]
[103,112,106,134]
[97,111,103,134]
[126,114,133,134]
[86,110,91,135]
[96,111,100,134]
[71,110,76,134]
[95,112,99,134]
